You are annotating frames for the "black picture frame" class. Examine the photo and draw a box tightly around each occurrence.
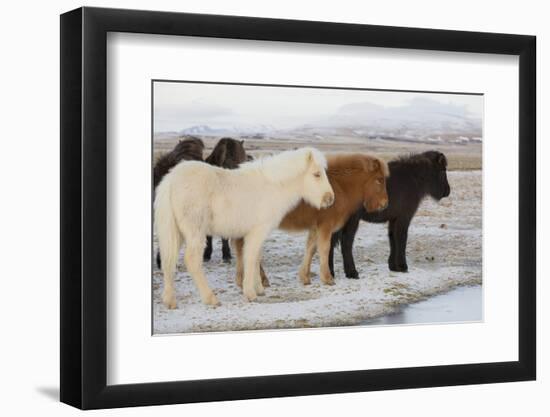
[60,6,536,410]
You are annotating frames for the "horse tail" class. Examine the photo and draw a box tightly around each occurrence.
[154,176,182,283]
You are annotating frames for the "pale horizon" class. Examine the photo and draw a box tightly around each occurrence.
[153,81,483,134]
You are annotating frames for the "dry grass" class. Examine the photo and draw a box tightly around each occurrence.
[153,136,481,171]
[152,170,482,333]
[376,152,481,171]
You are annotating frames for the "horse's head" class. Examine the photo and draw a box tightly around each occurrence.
[172,136,205,161]
[423,151,451,200]
[361,156,389,212]
[301,148,335,210]
[206,138,248,169]
[226,139,247,168]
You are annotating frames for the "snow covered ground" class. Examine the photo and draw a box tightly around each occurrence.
[152,170,482,334]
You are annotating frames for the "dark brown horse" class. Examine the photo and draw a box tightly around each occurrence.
[202,138,248,262]
[234,153,389,287]
[153,136,204,188]
[329,151,451,278]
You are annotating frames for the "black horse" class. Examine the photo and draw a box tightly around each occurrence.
[202,138,248,263]
[329,151,451,278]
[153,136,204,189]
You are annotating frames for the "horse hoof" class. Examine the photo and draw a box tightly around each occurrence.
[299,272,311,285]
[256,288,265,296]
[203,292,220,306]
[346,271,360,279]
[244,288,257,302]
[162,293,177,309]
[222,258,231,264]
[254,280,265,295]
[261,277,271,287]
[389,264,408,273]
[322,278,336,286]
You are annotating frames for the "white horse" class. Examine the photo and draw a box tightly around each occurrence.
[154,147,335,308]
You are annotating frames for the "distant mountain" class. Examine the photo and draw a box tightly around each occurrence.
[155,98,482,145]
[276,97,483,144]
[178,124,277,137]
[326,97,482,135]
[179,125,218,135]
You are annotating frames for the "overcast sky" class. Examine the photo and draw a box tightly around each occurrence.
[153,81,483,133]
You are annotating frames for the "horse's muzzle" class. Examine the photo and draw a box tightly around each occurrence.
[367,198,388,212]
[321,192,335,208]
[379,199,389,211]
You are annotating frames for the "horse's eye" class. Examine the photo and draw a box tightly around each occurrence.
[313,172,321,178]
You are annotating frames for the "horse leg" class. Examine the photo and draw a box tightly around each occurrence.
[317,226,336,285]
[391,218,410,272]
[233,238,245,288]
[260,263,270,287]
[341,213,361,279]
[242,228,269,301]
[234,237,270,289]
[156,250,161,269]
[221,238,232,263]
[388,219,397,270]
[159,239,182,310]
[203,236,213,261]
[184,238,220,305]
[329,232,338,278]
[253,252,265,296]
[299,229,317,285]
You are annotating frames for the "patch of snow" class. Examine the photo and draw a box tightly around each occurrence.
[153,171,482,334]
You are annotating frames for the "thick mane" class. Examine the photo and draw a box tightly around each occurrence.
[241,147,326,184]
[327,153,389,177]
[389,151,440,176]
[172,136,205,161]
[153,136,205,187]
[327,153,365,175]
[205,137,246,168]
[387,151,445,196]
[377,156,390,177]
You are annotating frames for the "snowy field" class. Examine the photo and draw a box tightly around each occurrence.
[152,170,482,334]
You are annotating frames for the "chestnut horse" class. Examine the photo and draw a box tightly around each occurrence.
[234,153,389,288]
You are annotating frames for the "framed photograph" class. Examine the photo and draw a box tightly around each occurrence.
[60,6,536,410]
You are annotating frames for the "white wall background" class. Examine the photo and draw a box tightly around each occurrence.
[0,0,545,415]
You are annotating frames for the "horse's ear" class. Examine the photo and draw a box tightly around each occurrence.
[366,158,381,172]
[437,153,447,167]
[240,140,244,145]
